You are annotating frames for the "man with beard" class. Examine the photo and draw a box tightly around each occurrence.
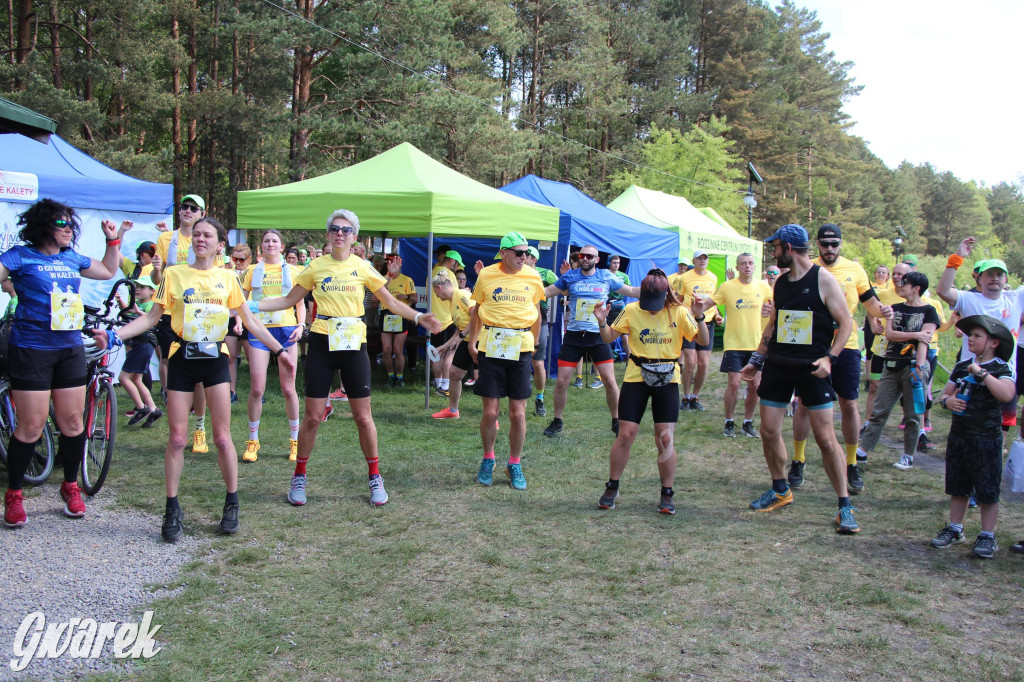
[786,224,891,495]
[741,224,861,534]
[542,245,640,437]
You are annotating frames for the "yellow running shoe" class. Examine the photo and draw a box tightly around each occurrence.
[192,429,208,454]
[288,439,298,462]
[243,439,260,462]
[749,487,793,512]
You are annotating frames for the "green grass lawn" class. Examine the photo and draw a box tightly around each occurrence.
[99,353,1024,681]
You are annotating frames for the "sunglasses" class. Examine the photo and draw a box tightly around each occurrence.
[54,219,71,227]
[328,224,357,235]
[232,256,249,263]
[818,240,841,249]
[765,270,780,276]
[578,253,598,260]
[180,204,201,213]
[507,249,529,257]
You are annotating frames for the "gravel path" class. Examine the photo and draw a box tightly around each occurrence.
[0,484,206,681]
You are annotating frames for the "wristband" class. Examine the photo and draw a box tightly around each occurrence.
[749,351,766,370]
[273,346,285,357]
[246,300,260,314]
[946,254,964,269]
[106,239,121,246]
[599,323,607,328]
[940,396,948,410]
[694,314,706,323]
[106,330,123,350]
[414,312,423,326]
[826,352,839,364]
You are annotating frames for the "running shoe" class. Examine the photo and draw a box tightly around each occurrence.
[749,487,793,512]
[598,486,618,509]
[322,402,334,422]
[611,418,619,436]
[432,407,460,420]
[397,378,406,388]
[589,378,603,389]
[972,535,997,559]
[968,495,978,509]
[464,377,476,387]
[723,421,736,438]
[679,398,691,412]
[287,474,307,506]
[930,525,966,549]
[242,439,260,462]
[543,418,563,437]
[535,398,546,417]
[161,506,184,542]
[847,464,864,494]
[507,463,527,490]
[658,493,675,515]
[893,454,914,470]
[690,397,705,412]
[835,505,860,534]
[230,391,239,404]
[219,500,239,534]
[289,439,298,462]
[1010,539,1024,554]
[142,408,164,428]
[898,417,907,430]
[125,406,139,418]
[787,461,805,489]
[918,433,935,451]
[329,389,348,401]
[476,458,495,486]
[59,481,86,518]
[741,421,759,439]
[369,474,389,505]
[573,377,584,389]
[192,429,209,454]
[127,407,152,426]
[3,489,26,527]
[435,386,450,398]
[923,419,933,433]
[856,447,868,462]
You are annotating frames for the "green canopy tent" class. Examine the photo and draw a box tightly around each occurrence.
[236,142,560,406]
[607,185,763,275]
[0,97,57,143]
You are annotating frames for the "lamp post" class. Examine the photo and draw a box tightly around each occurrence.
[745,162,763,239]
[892,225,906,260]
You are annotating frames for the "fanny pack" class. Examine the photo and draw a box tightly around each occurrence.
[174,332,222,360]
[630,354,676,387]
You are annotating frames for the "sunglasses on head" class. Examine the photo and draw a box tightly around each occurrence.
[328,224,357,235]
[180,204,201,213]
[818,240,841,248]
[578,253,598,260]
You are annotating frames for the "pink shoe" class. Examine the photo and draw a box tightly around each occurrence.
[59,481,86,518]
[432,407,460,419]
[3,489,27,527]
[329,389,348,402]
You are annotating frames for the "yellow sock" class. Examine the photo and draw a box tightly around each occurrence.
[845,442,858,466]
[793,440,806,463]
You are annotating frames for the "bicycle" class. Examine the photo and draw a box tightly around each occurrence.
[0,314,57,485]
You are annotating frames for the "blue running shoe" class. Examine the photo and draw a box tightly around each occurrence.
[835,505,860,534]
[287,474,307,506]
[477,458,494,486]
[749,487,793,512]
[507,463,527,490]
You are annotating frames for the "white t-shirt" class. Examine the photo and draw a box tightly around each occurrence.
[953,287,1024,374]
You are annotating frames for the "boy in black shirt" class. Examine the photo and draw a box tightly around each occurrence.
[931,315,1016,558]
[859,272,940,471]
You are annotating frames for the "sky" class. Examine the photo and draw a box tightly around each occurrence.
[794,0,1023,187]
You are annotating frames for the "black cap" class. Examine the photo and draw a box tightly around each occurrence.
[817,224,841,240]
[435,244,451,256]
[955,315,1015,361]
[638,289,667,312]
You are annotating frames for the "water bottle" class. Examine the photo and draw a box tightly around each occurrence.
[952,375,977,417]
[910,368,926,415]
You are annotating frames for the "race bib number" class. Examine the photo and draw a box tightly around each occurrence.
[183,303,229,342]
[50,290,84,331]
[777,310,812,345]
[575,299,598,324]
[382,314,403,333]
[485,327,523,361]
[328,317,363,351]
[259,308,285,326]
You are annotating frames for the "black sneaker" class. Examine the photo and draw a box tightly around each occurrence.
[787,460,805,489]
[972,534,997,559]
[658,493,675,515]
[1010,539,1024,554]
[918,433,935,451]
[598,486,618,509]
[723,421,736,438]
[219,500,239,535]
[127,407,152,426]
[543,418,563,437]
[847,464,864,494]
[142,408,164,428]
[435,386,449,398]
[679,398,691,412]
[611,418,619,436]
[741,421,759,438]
[930,525,966,549]
[535,399,546,417]
[690,397,705,412]
[161,506,184,543]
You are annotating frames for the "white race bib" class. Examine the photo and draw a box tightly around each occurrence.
[575,299,598,324]
[485,327,523,361]
[777,310,812,345]
[382,314,403,333]
[259,309,285,327]
[328,317,363,351]
[50,289,84,331]
[183,303,229,342]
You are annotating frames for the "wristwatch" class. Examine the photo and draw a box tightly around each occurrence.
[826,352,839,364]
[273,347,285,358]
[940,396,948,409]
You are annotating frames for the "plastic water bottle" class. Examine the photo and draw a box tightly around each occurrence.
[952,375,977,417]
[910,368,926,415]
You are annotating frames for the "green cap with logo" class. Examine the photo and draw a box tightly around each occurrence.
[901,254,918,267]
[495,232,530,259]
[974,258,1008,275]
[134,275,157,290]
[445,250,465,268]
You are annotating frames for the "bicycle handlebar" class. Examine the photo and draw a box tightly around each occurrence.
[83,278,138,330]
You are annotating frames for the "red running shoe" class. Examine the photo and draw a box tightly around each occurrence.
[322,402,334,422]
[3,489,27,527]
[60,481,86,518]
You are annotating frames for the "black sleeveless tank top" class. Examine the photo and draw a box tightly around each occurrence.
[768,265,834,366]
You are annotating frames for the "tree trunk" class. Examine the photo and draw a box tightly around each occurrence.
[13,0,35,89]
[7,0,14,67]
[186,17,198,181]
[288,0,315,182]
[48,0,60,88]
[171,15,182,197]
[81,8,93,140]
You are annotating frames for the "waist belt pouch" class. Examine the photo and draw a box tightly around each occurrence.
[639,361,676,387]
[184,341,220,360]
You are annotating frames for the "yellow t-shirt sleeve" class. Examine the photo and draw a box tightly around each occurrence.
[293,263,316,291]
[227,274,245,310]
[362,262,387,293]
[241,265,254,292]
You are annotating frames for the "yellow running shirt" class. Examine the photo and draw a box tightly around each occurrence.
[294,254,387,340]
[154,265,244,357]
[119,257,153,280]
[611,303,700,383]
[450,288,475,332]
[668,269,718,308]
[382,273,416,313]
[155,230,191,267]
[711,278,774,351]
[814,255,871,350]
[431,265,456,327]
[471,263,544,353]
[241,262,303,328]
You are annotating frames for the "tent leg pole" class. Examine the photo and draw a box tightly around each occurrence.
[425,231,434,410]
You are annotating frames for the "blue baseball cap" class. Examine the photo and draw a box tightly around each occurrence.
[764,224,808,249]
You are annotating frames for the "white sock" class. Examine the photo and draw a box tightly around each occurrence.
[249,420,260,441]
[195,415,205,432]
[289,419,300,441]
[441,378,450,390]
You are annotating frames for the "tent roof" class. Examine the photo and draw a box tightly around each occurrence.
[0,133,173,213]
[500,174,679,282]
[237,143,559,240]
[0,97,57,142]
[607,185,760,260]
[699,206,733,230]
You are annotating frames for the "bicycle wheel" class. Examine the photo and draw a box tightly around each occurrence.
[0,380,13,466]
[0,380,55,484]
[81,379,116,495]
